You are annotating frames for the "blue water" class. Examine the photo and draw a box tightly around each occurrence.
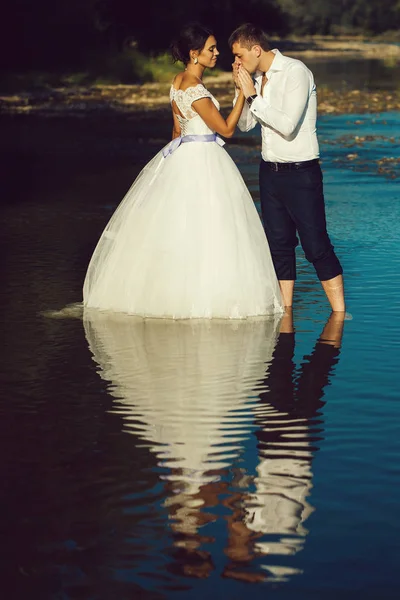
[0,112,399,599]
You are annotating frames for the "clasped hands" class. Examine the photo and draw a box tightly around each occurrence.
[232,62,256,99]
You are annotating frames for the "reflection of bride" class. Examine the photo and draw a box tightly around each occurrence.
[84,312,281,500]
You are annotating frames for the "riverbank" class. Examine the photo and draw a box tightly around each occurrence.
[1,37,400,117]
[276,35,400,59]
[1,76,399,117]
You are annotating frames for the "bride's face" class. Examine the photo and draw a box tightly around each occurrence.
[196,36,219,69]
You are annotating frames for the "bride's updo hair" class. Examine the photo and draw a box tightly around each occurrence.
[171,23,214,65]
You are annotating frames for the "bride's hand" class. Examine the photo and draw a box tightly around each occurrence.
[237,66,256,99]
[232,62,241,90]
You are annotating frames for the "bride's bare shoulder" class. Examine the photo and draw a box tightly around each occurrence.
[171,72,185,89]
[172,72,203,92]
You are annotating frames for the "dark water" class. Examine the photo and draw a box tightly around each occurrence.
[0,109,400,599]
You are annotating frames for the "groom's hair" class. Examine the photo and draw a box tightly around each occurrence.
[228,23,270,51]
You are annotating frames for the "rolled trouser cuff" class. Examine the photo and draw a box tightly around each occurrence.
[311,247,343,281]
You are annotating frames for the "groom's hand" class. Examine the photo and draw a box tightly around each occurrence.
[237,66,256,99]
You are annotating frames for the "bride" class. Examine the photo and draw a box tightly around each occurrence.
[83,23,283,319]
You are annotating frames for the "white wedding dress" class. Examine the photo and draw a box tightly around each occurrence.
[83,83,283,319]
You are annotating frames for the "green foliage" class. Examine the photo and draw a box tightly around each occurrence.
[90,49,154,84]
[144,53,183,83]
[0,51,190,91]
[1,0,399,86]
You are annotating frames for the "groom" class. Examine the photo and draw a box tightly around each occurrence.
[229,23,345,312]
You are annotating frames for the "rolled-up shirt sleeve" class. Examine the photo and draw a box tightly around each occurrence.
[233,89,258,132]
[250,66,311,138]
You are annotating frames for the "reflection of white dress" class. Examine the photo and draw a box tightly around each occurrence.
[83,312,281,497]
[83,83,283,319]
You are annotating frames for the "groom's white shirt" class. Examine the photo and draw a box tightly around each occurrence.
[235,49,319,163]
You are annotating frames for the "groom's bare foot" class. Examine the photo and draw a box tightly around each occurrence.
[321,274,345,312]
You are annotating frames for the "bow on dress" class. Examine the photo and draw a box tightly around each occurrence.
[162,134,225,158]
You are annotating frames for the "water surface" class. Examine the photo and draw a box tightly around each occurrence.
[0,110,399,599]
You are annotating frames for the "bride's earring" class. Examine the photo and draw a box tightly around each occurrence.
[194,57,198,64]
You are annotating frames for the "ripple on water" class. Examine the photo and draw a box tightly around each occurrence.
[79,310,334,587]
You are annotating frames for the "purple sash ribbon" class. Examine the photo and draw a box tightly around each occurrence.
[162,134,225,158]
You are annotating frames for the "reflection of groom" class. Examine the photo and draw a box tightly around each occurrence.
[253,309,344,533]
[222,311,345,582]
[258,309,344,436]
[229,23,345,312]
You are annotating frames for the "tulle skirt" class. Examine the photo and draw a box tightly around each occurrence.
[83,141,283,319]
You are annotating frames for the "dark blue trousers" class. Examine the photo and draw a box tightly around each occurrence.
[259,160,343,281]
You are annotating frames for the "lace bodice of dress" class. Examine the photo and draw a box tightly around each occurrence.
[170,83,220,136]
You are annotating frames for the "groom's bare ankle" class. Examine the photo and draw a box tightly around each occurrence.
[279,280,294,307]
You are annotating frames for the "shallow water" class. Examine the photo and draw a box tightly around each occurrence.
[0,112,399,599]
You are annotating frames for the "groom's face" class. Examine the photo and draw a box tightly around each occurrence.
[231,42,259,74]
